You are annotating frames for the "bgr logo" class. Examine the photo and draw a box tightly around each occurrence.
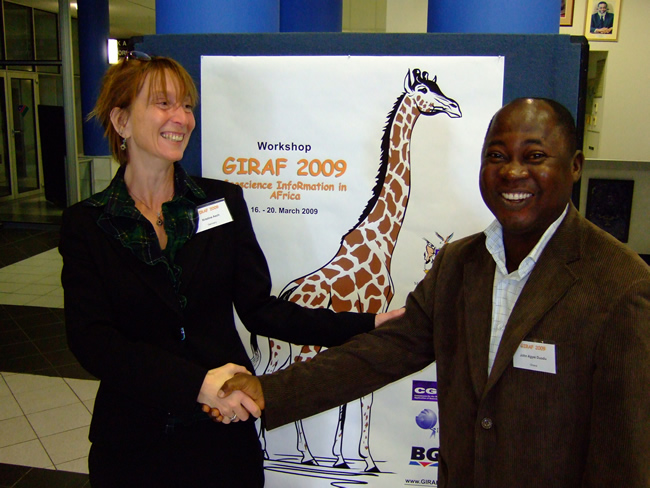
[409,447,439,467]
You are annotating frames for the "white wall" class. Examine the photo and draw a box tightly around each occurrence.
[561,0,650,162]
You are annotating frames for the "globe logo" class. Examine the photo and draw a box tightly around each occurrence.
[415,409,438,437]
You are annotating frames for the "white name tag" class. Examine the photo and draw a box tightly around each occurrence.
[513,341,556,374]
[196,199,233,233]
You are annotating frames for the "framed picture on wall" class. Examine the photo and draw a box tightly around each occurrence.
[585,0,621,41]
[561,0,575,26]
[585,178,634,243]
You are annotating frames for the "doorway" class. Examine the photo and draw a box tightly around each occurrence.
[0,71,43,201]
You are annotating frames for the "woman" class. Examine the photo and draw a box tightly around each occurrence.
[59,54,391,487]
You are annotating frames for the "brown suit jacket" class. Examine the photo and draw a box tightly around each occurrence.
[261,205,650,488]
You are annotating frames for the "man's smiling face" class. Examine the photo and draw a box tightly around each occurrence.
[479,99,582,246]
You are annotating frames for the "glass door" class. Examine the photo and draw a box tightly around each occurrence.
[10,72,42,196]
[0,74,10,198]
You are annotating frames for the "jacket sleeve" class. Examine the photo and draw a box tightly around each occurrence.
[59,205,207,416]
[225,183,375,346]
[584,276,650,487]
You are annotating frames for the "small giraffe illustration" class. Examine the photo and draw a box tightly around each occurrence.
[252,68,461,473]
[423,232,454,273]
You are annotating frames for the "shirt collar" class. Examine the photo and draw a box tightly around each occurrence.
[484,204,569,278]
[85,161,206,214]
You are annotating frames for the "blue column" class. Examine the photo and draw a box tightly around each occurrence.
[156,0,280,34]
[280,0,342,32]
[78,0,110,155]
[427,0,561,34]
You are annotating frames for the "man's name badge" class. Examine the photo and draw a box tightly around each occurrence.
[513,341,556,374]
[196,199,233,233]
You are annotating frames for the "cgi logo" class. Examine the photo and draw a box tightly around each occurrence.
[409,446,440,467]
[415,408,439,438]
[412,380,438,402]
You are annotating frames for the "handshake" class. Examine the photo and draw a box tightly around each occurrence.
[197,363,266,424]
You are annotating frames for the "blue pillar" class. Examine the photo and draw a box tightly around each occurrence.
[156,0,280,33]
[427,0,561,34]
[78,0,110,155]
[280,0,342,32]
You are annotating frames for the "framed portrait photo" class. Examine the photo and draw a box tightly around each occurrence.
[585,0,621,41]
[585,178,634,243]
[561,0,575,26]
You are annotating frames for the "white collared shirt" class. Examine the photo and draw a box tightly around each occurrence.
[484,205,569,374]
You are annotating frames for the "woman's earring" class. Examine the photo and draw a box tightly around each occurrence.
[120,138,127,151]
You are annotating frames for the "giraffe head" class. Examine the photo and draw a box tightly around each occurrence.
[404,68,462,118]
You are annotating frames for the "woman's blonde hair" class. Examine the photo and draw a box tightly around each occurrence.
[88,55,199,165]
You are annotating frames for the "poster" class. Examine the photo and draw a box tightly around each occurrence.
[202,55,503,487]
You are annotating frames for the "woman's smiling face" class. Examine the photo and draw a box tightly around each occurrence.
[123,70,196,166]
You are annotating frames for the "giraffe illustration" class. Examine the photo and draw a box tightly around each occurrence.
[252,68,461,473]
[423,232,454,273]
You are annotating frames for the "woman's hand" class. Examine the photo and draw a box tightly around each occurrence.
[374,307,405,328]
[197,363,259,424]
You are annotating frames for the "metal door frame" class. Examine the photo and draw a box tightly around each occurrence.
[0,70,44,201]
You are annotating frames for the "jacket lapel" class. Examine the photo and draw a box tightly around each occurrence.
[464,244,495,400]
[105,233,184,318]
[484,206,582,394]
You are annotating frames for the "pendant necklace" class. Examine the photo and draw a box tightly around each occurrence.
[130,192,170,227]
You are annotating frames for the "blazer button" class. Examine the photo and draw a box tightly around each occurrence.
[481,417,493,430]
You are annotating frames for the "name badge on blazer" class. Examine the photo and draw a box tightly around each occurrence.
[513,340,556,374]
[196,199,233,233]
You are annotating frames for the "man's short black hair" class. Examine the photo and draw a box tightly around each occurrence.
[484,97,578,153]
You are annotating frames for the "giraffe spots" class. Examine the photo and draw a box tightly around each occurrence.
[365,229,377,241]
[308,293,328,307]
[354,268,373,288]
[390,177,403,202]
[333,274,355,296]
[386,193,397,217]
[351,245,370,264]
[372,199,386,218]
[378,215,392,235]
[347,229,364,246]
[299,283,317,293]
[369,255,382,274]
[322,267,340,280]
[366,297,383,314]
[390,221,401,242]
[365,282,385,299]
[333,257,354,272]
[332,295,354,311]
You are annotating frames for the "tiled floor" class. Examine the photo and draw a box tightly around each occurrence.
[0,218,94,487]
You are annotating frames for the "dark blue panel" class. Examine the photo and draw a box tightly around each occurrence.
[427,0,561,34]
[78,0,110,156]
[156,0,280,34]
[280,0,342,32]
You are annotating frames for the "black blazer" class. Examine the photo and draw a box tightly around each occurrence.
[59,175,373,446]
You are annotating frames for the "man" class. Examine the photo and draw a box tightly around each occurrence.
[217,98,650,487]
[590,1,614,33]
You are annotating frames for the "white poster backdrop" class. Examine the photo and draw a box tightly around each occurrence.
[202,55,503,488]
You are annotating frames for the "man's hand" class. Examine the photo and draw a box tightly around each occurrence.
[197,363,260,424]
[221,373,265,411]
[375,307,405,328]
[201,373,266,423]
